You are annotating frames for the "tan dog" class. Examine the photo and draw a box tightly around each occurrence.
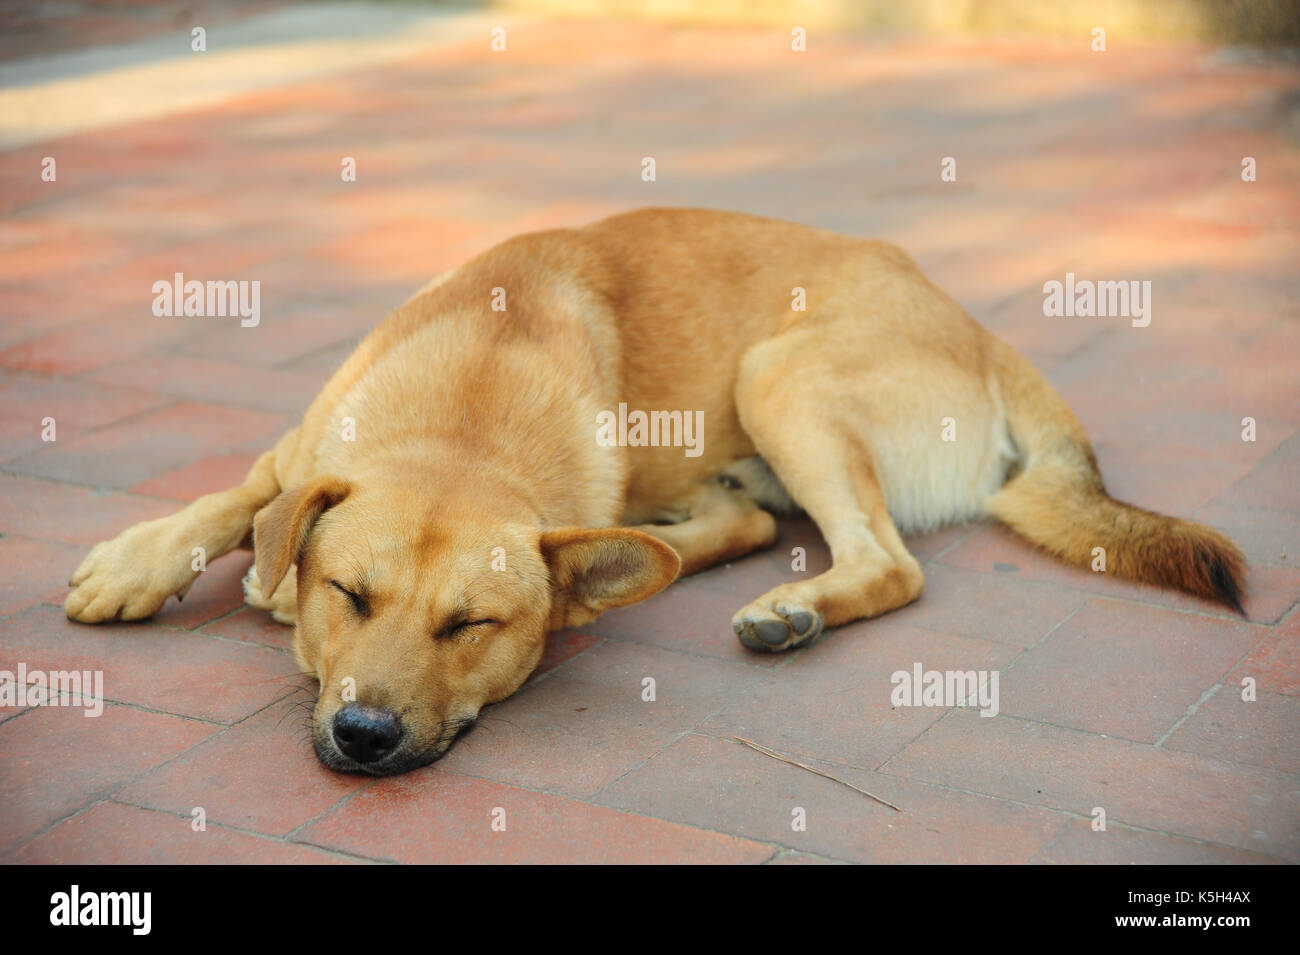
[65,208,1245,774]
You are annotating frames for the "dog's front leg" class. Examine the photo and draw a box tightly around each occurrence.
[65,448,284,623]
[632,481,777,577]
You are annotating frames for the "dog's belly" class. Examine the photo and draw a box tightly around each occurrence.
[868,412,1019,534]
[720,405,1018,536]
[847,363,1020,534]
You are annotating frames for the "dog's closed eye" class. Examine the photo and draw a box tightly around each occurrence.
[329,579,370,617]
[444,618,498,639]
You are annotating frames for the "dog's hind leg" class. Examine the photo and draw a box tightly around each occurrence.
[631,480,778,576]
[730,342,925,652]
[242,563,297,625]
[65,447,285,623]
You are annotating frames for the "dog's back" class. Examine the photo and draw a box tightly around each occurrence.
[294,206,1243,613]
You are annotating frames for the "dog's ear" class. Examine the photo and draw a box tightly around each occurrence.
[253,477,350,599]
[539,527,681,629]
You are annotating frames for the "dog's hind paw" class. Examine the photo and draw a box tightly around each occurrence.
[243,563,297,625]
[732,600,823,652]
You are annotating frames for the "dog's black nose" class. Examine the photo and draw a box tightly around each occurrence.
[332,704,402,763]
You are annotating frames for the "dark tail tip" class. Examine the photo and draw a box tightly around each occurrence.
[1194,535,1248,617]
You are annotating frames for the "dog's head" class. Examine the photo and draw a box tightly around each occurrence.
[253,474,679,775]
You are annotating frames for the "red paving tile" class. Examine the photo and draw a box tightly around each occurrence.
[997,598,1265,743]
[532,628,603,679]
[598,733,1069,864]
[1088,412,1292,517]
[0,230,131,286]
[436,640,763,798]
[4,401,288,489]
[883,710,1300,861]
[0,321,181,377]
[278,337,357,378]
[0,535,86,615]
[311,217,488,283]
[0,286,73,348]
[1030,819,1280,865]
[148,551,258,630]
[115,705,369,837]
[1230,608,1300,696]
[1195,432,1300,563]
[0,704,217,851]
[83,355,324,416]
[1196,500,1297,565]
[903,522,979,564]
[0,604,301,724]
[889,562,1090,649]
[6,801,356,865]
[1211,432,1300,514]
[698,621,1019,771]
[765,850,846,865]
[1163,687,1300,775]
[129,452,260,501]
[0,10,1296,864]
[296,770,775,864]
[198,605,294,651]
[1180,325,1300,428]
[166,303,376,367]
[0,473,174,547]
[0,370,170,460]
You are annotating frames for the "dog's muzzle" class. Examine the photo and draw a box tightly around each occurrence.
[331,703,403,765]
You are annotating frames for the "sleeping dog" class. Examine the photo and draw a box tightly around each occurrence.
[65,208,1246,774]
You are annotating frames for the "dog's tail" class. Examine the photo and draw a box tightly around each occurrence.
[984,341,1246,613]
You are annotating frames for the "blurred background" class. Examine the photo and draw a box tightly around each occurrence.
[4,0,1300,56]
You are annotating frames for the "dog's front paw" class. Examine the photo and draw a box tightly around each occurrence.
[731,598,823,652]
[65,521,199,623]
